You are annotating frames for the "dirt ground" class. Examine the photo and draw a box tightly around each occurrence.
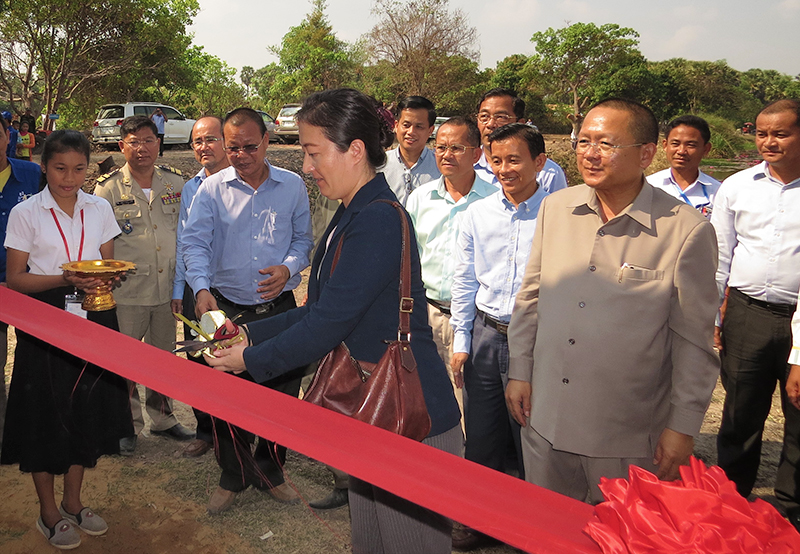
[0,144,788,553]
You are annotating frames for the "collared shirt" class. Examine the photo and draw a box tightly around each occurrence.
[405,174,496,302]
[379,146,441,205]
[173,167,206,299]
[151,113,167,134]
[94,163,184,306]
[5,187,120,275]
[450,186,548,353]
[183,161,313,306]
[711,161,800,306]
[508,182,719,458]
[474,150,568,194]
[0,157,41,281]
[646,167,721,218]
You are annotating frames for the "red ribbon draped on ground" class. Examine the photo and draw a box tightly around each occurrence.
[586,457,800,553]
[0,287,599,553]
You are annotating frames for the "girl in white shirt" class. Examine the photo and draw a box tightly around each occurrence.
[2,130,133,550]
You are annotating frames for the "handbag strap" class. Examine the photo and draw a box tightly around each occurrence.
[329,199,413,340]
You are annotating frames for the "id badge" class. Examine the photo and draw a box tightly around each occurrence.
[65,293,87,319]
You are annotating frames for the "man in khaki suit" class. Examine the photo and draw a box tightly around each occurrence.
[95,115,194,454]
[505,98,720,504]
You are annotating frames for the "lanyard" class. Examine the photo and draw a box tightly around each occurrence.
[671,175,709,207]
[50,208,85,262]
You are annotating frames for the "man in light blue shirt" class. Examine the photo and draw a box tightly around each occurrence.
[473,88,568,194]
[379,96,441,205]
[172,115,230,459]
[406,116,496,426]
[182,108,313,514]
[149,107,168,157]
[450,122,549,550]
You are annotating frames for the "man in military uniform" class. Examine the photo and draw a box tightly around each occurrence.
[95,115,194,455]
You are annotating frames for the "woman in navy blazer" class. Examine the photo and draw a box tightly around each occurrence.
[207,89,461,554]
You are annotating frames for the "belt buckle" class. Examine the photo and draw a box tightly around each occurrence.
[496,322,509,335]
[255,302,272,315]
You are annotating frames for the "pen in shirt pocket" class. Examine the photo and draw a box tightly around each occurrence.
[618,262,636,282]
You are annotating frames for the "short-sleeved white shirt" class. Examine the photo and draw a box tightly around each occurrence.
[4,187,121,275]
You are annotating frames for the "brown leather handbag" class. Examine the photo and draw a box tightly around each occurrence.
[303,200,432,441]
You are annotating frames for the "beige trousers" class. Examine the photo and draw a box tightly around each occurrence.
[116,302,180,434]
[427,304,464,431]
[522,425,658,505]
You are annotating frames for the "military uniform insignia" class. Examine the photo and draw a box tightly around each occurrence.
[95,168,119,184]
[161,191,182,205]
[116,193,135,206]
[158,165,183,177]
[122,220,133,234]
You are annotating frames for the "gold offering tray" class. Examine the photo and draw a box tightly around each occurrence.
[61,259,136,311]
[62,259,136,274]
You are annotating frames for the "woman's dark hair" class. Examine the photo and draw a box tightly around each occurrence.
[40,130,91,189]
[297,88,393,170]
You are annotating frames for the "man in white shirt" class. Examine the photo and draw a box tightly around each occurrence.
[712,99,800,531]
[646,115,720,219]
[380,96,440,205]
[473,88,568,194]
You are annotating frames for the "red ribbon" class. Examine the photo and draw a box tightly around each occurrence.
[0,286,599,553]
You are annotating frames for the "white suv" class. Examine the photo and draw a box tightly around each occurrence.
[92,102,196,146]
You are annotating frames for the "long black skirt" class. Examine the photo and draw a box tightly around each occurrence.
[1,287,134,474]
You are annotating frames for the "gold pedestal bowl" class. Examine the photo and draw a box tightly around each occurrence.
[61,260,136,311]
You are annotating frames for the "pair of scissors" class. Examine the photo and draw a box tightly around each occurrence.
[173,315,244,354]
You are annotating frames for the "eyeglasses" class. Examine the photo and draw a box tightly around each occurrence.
[191,137,222,148]
[574,139,643,156]
[476,113,515,125]
[433,144,476,155]
[225,139,263,156]
[123,138,157,148]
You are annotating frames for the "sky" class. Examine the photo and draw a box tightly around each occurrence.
[189,0,800,78]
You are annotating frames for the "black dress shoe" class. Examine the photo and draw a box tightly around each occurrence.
[119,436,137,456]
[309,487,349,510]
[787,507,800,533]
[151,424,195,441]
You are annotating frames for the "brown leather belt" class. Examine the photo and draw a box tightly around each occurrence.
[477,310,509,335]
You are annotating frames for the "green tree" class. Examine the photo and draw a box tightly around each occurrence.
[253,0,357,113]
[654,59,760,123]
[589,57,688,121]
[740,68,798,104]
[527,22,641,124]
[365,0,479,99]
[489,55,529,94]
[240,66,254,98]
[159,46,245,118]
[0,0,198,130]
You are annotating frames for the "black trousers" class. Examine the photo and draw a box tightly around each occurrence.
[210,290,305,492]
[157,133,165,156]
[717,288,800,508]
[181,284,214,444]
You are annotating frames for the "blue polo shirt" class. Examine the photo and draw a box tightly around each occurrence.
[0,157,41,281]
